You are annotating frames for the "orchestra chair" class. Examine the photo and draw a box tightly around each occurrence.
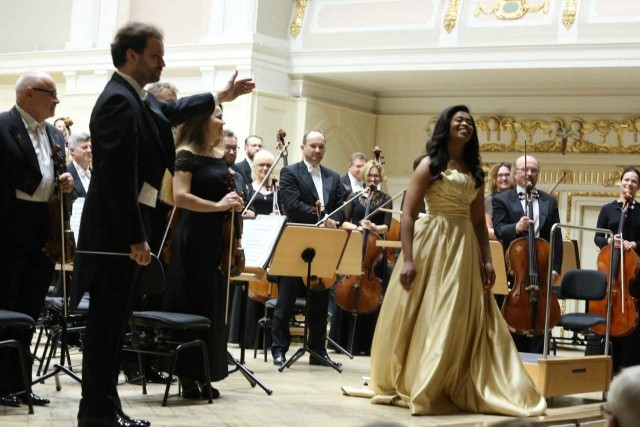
[254,297,306,362]
[35,293,89,377]
[550,270,607,355]
[0,309,35,414]
[122,261,214,406]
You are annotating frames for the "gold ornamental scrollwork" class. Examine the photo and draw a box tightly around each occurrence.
[290,0,308,39]
[473,115,640,154]
[562,0,578,29]
[444,0,460,33]
[475,0,549,20]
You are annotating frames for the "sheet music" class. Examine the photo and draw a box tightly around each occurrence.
[70,197,85,245]
[242,215,287,269]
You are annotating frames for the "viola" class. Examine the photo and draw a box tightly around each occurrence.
[334,185,384,314]
[221,169,245,277]
[384,218,401,265]
[276,129,288,167]
[160,206,180,264]
[590,194,639,336]
[502,185,561,335]
[45,145,76,264]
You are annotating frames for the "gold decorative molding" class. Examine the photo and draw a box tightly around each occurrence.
[562,0,578,29]
[475,0,549,20]
[482,166,624,189]
[444,0,460,33]
[474,115,640,154]
[290,0,308,39]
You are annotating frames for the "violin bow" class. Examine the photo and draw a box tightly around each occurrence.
[314,190,364,226]
[240,140,290,216]
[361,190,405,222]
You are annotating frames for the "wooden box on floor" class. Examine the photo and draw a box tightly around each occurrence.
[521,354,612,398]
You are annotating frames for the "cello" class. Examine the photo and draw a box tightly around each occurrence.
[502,183,561,336]
[590,193,639,337]
[45,145,76,264]
[334,184,384,315]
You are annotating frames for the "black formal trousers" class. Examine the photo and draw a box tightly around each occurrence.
[0,200,53,395]
[271,277,329,355]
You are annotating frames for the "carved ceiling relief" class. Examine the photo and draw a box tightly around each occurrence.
[474,0,549,20]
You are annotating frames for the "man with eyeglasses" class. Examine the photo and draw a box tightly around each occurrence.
[0,70,74,407]
[492,154,563,353]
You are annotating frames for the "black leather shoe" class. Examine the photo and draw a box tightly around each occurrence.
[116,413,151,427]
[17,392,50,406]
[199,383,220,400]
[0,395,20,407]
[145,366,175,384]
[181,385,202,400]
[272,351,286,366]
[123,370,143,385]
[309,351,342,367]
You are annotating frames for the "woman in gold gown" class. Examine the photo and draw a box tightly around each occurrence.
[368,105,546,416]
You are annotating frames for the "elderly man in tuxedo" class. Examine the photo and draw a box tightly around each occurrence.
[71,22,254,427]
[492,154,562,354]
[0,71,74,407]
[271,130,345,367]
[67,132,92,201]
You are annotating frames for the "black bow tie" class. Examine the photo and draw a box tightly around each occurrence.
[518,190,539,200]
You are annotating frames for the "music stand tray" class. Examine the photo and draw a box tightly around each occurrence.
[269,226,348,373]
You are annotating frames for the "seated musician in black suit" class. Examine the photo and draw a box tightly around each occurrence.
[271,130,346,367]
[493,154,562,354]
[233,134,263,186]
[340,152,366,194]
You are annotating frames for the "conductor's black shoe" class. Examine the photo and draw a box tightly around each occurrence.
[145,366,174,384]
[0,394,20,407]
[18,392,50,406]
[309,351,342,367]
[272,351,286,366]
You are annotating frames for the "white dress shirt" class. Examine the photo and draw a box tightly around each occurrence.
[347,172,363,193]
[73,160,91,193]
[303,159,324,209]
[517,185,540,237]
[15,106,55,202]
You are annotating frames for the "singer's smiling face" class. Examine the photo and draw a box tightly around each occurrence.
[515,156,539,188]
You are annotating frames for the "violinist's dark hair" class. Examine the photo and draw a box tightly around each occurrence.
[620,167,640,181]
[176,105,223,151]
[419,105,484,188]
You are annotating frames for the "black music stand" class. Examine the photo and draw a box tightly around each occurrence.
[227,271,273,395]
[269,226,348,373]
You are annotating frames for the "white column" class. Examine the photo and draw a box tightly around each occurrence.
[65,0,99,49]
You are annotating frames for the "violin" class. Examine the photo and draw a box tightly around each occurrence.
[45,145,76,264]
[590,193,639,336]
[502,183,561,335]
[160,206,180,264]
[334,184,383,314]
[221,169,245,277]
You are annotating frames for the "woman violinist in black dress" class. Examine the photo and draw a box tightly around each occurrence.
[164,105,244,399]
[593,167,640,374]
[329,160,391,354]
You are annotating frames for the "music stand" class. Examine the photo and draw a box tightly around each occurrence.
[269,226,348,373]
[228,270,273,395]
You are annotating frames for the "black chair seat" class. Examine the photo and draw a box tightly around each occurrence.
[265,298,306,310]
[0,309,36,329]
[46,295,90,314]
[132,311,211,329]
[557,313,606,330]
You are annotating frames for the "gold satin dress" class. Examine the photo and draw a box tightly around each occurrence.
[369,170,546,416]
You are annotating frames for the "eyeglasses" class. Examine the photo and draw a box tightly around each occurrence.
[32,87,58,98]
[256,163,273,168]
[225,146,238,152]
[497,173,511,179]
[517,167,539,175]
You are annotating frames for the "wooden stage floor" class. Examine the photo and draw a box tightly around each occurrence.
[1,345,608,426]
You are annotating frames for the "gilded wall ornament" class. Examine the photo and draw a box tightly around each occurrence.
[444,0,460,33]
[475,0,549,20]
[562,0,578,29]
[290,0,308,39]
[474,115,640,154]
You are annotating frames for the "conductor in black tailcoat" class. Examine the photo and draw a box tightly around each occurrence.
[271,130,346,367]
[493,154,562,354]
[0,71,74,408]
[71,22,254,427]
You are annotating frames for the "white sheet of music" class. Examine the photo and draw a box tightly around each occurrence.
[70,197,85,245]
[241,214,287,269]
